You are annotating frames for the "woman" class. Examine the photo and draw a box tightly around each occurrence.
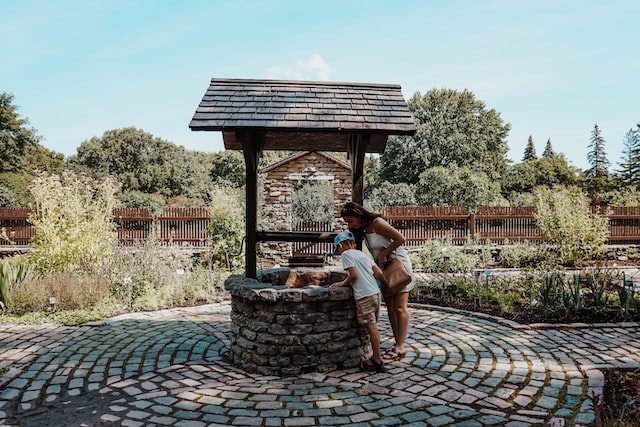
[340,201,415,361]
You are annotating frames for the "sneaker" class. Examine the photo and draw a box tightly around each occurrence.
[374,361,386,373]
[362,358,387,374]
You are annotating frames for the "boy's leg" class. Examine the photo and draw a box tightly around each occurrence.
[366,322,382,364]
[356,294,383,364]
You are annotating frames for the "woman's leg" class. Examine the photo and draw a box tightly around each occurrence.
[385,294,399,345]
[385,292,410,353]
[392,292,410,352]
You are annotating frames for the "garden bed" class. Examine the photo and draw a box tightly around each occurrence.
[410,291,640,324]
[602,368,640,426]
[409,262,640,324]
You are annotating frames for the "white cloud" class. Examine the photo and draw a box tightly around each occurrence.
[267,54,335,81]
[296,54,334,80]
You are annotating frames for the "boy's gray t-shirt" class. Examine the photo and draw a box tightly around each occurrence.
[340,248,380,300]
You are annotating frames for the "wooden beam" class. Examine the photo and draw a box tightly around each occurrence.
[347,134,369,250]
[256,230,337,243]
[347,134,368,206]
[223,131,389,153]
[240,131,263,279]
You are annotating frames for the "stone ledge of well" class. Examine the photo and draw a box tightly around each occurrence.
[224,267,352,302]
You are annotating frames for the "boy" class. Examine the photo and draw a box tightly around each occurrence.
[330,231,387,373]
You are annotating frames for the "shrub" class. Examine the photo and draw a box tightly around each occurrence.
[27,171,121,274]
[207,187,245,270]
[416,239,480,273]
[118,190,165,214]
[107,232,229,311]
[292,180,334,224]
[0,257,36,310]
[498,241,555,268]
[108,232,194,308]
[534,185,609,266]
[5,270,111,315]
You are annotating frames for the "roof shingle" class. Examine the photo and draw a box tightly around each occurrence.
[190,78,416,134]
[189,78,416,152]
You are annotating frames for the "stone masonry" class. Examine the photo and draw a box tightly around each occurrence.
[224,268,372,376]
[260,151,352,267]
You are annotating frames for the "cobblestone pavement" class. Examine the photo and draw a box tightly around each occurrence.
[1,302,639,427]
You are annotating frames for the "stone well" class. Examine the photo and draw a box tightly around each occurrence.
[224,267,372,376]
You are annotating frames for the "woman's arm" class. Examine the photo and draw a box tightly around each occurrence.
[372,218,406,265]
[372,264,388,286]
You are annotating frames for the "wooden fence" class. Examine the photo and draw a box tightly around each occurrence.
[292,221,334,255]
[381,206,640,245]
[4,206,640,247]
[0,207,211,246]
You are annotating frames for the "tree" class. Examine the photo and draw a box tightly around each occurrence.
[585,124,611,198]
[379,88,511,185]
[616,126,640,186]
[366,181,416,212]
[522,135,537,161]
[542,138,556,158]
[68,127,201,198]
[0,173,37,207]
[501,156,581,197]
[210,150,245,188]
[363,155,381,200]
[414,165,505,211]
[0,92,45,173]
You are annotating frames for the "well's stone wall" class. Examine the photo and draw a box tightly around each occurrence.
[224,268,372,376]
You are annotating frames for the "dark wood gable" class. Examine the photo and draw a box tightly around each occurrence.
[190,78,416,278]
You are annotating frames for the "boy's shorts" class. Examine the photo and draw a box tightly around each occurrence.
[355,293,381,325]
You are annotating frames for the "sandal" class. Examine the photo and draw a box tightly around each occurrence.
[382,348,406,361]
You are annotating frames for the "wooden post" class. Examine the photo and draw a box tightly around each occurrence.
[469,212,476,238]
[347,134,368,206]
[240,131,263,279]
[347,134,368,249]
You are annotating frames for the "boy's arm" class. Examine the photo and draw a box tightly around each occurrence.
[330,266,357,288]
[372,264,388,286]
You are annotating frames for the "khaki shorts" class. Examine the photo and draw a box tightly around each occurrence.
[355,293,381,325]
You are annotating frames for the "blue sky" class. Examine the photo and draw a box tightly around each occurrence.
[2,0,638,170]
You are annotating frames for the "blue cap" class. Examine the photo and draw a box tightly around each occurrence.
[334,231,355,248]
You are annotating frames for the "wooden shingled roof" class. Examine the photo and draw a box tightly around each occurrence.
[189,78,416,153]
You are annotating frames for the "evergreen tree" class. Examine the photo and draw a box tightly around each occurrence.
[585,124,611,198]
[522,135,537,161]
[542,138,556,158]
[616,127,640,186]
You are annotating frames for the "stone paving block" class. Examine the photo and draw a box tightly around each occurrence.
[427,414,456,426]
[350,411,380,423]
[148,415,178,425]
[1,303,638,427]
[228,408,258,417]
[283,416,315,426]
